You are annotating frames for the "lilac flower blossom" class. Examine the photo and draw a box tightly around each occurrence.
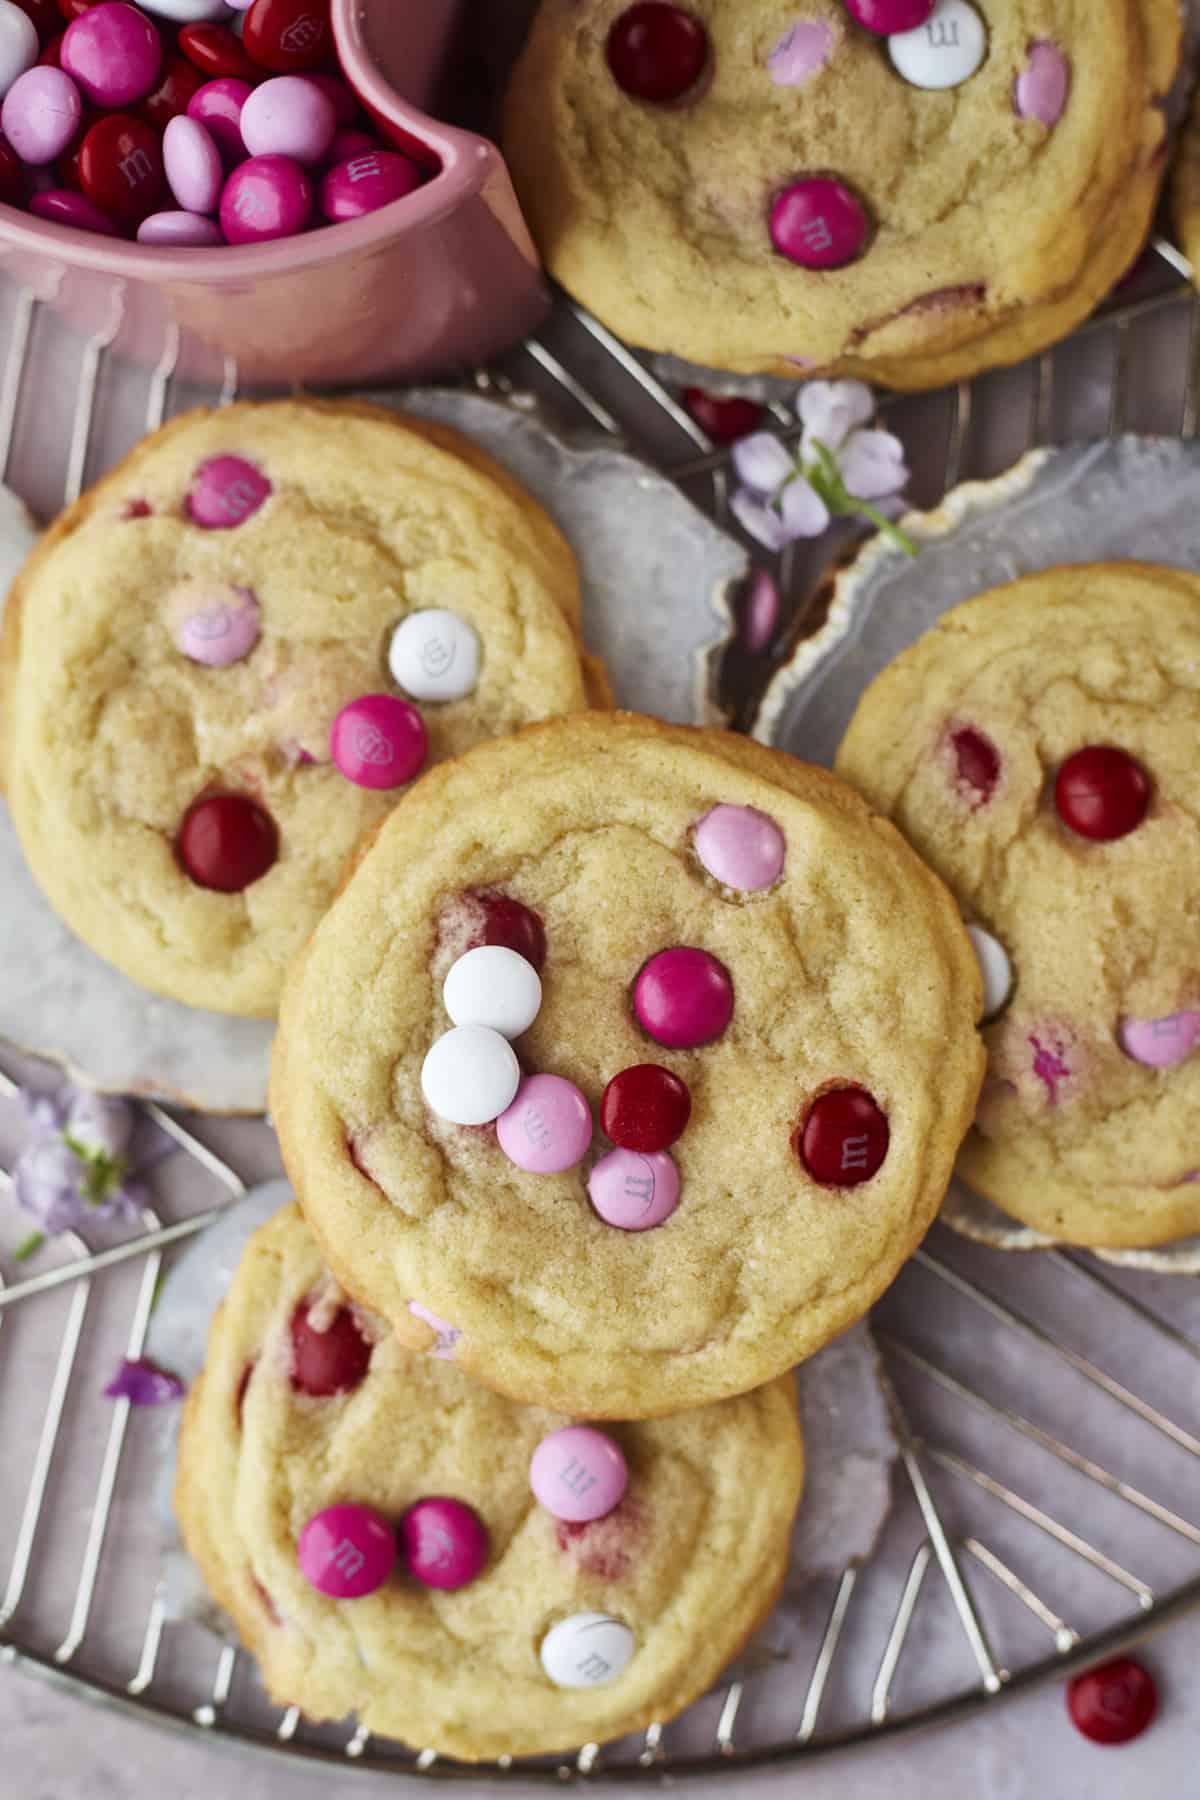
[730,379,914,554]
[12,1085,148,1241]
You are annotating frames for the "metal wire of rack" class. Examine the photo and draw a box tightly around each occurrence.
[0,245,1199,1781]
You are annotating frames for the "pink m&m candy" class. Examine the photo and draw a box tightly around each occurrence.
[589,1147,680,1230]
[323,126,377,167]
[297,1503,396,1599]
[330,694,427,791]
[400,1497,488,1591]
[187,76,251,164]
[1119,1011,1200,1070]
[220,151,312,242]
[61,1,161,108]
[319,147,421,222]
[188,453,271,527]
[163,112,222,212]
[770,177,868,269]
[1015,41,1070,127]
[634,946,733,1048]
[843,0,935,30]
[2,64,80,162]
[171,582,260,665]
[693,804,785,892]
[530,1425,628,1523]
[497,1073,593,1175]
[137,208,224,244]
[241,74,335,164]
[30,185,116,231]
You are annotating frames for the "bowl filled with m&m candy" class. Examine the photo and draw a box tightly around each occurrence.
[0,0,547,382]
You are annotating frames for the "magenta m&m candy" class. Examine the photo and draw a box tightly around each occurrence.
[323,125,375,167]
[693,804,785,892]
[497,1073,593,1175]
[163,110,222,212]
[138,207,223,243]
[176,791,277,891]
[186,75,251,164]
[319,147,421,222]
[240,73,334,164]
[530,1425,628,1523]
[1119,1011,1200,1070]
[605,3,708,104]
[220,150,312,242]
[797,1086,889,1187]
[1054,746,1150,841]
[171,582,260,665]
[400,1496,488,1591]
[330,693,427,791]
[588,1147,680,1230]
[298,1503,396,1599]
[633,945,733,1048]
[843,0,935,31]
[2,63,80,162]
[187,452,271,527]
[769,177,868,269]
[600,1064,690,1152]
[30,184,115,230]
[61,1,161,107]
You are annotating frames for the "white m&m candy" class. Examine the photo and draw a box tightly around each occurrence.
[540,1613,635,1689]
[421,1025,520,1126]
[388,609,481,703]
[0,3,37,103]
[888,0,987,89]
[966,924,1012,1021]
[443,945,542,1038]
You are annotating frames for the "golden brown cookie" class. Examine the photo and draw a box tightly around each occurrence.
[504,0,1178,390]
[836,562,1200,1248]
[272,711,984,1416]
[0,399,601,1018]
[175,1203,804,1761]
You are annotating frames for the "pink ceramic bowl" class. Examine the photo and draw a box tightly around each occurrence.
[0,1,548,386]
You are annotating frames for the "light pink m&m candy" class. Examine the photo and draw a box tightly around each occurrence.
[187,453,270,529]
[138,209,224,245]
[320,148,421,222]
[694,804,785,892]
[61,2,161,108]
[1119,1011,1200,1070]
[297,1502,396,1599]
[634,946,733,1048]
[220,151,312,243]
[497,1074,592,1175]
[172,583,260,665]
[1014,41,1070,127]
[770,177,867,269]
[2,65,81,163]
[163,112,222,212]
[588,1147,680,1230]
[400,1497,488,1591]
[330,694,427,790]
[530,1425,628,1523]
[241,74,335,164]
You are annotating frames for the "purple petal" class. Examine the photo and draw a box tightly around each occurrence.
[796,379,874,448]
[837,429,909,501]
[739,569,781,654]
[730,488,791,551]
[779,475,832,538]
[12,1139,89,1235]
[65,1090,134,1162]
[767,20,835,87]
[731,432,794,497]
[18,1088,67,1139]
[103,1357,185,1406]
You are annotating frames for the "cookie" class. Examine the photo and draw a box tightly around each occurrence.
[272,712,984,1416]
[0,399,606,1017]
[1171,76,1200,282]
[174,1202,804,1761]
[836,562,1200,1248]
[504,1,1178,390]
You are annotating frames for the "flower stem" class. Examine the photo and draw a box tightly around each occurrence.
[807,439,917,557]
[856,500,917,557]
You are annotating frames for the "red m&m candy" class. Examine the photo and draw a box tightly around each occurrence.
[1054,746,1150,842]
[606,2,708,104]
[178,20,257,83]
[242,0,331,74]
[476,892,547,971]
[1067,1657,1157,1745]
[950,724,1000,803]
[289,1297,372,1396]
[78,111,165,225]
[681,387,764,443]
[139,53,204,132]
[176,792,278,892]
[601,1063,691,1152]
[797,1086,889,1186]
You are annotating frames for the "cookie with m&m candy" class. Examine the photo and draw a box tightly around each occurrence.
[837,562,1200,1249]
[271,712,984,1416]
[0,398,605,1016]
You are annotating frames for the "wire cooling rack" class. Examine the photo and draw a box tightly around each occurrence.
[0,244,1199,1781]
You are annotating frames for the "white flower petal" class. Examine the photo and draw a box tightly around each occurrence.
[837,429,909,501]
[796,378,874,448]
[730,488,791,551]
[731,433,794,497]
[778,475,832,538]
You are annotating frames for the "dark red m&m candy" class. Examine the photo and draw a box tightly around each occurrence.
[139,54,205,132]
[79,112,165,225]
[477,892,546,972]
[12,0,62,42]
[606,3,709,104]
[1054,746,1150,842]
[602,1063,692,1152]
[176,793,278,893]
[289,1299,372,1397]
[178,20,259,83]
[0,136,24,205]
[1067,1657,1157,1745]
[797,1086,889,1187]
[682,387,765,443]
[950,725,1000,804]
[242,0,331,74]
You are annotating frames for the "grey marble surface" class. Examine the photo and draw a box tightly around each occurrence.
[6,1610,1200,1800]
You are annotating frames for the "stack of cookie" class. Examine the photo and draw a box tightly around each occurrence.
[171,712,984,1758]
